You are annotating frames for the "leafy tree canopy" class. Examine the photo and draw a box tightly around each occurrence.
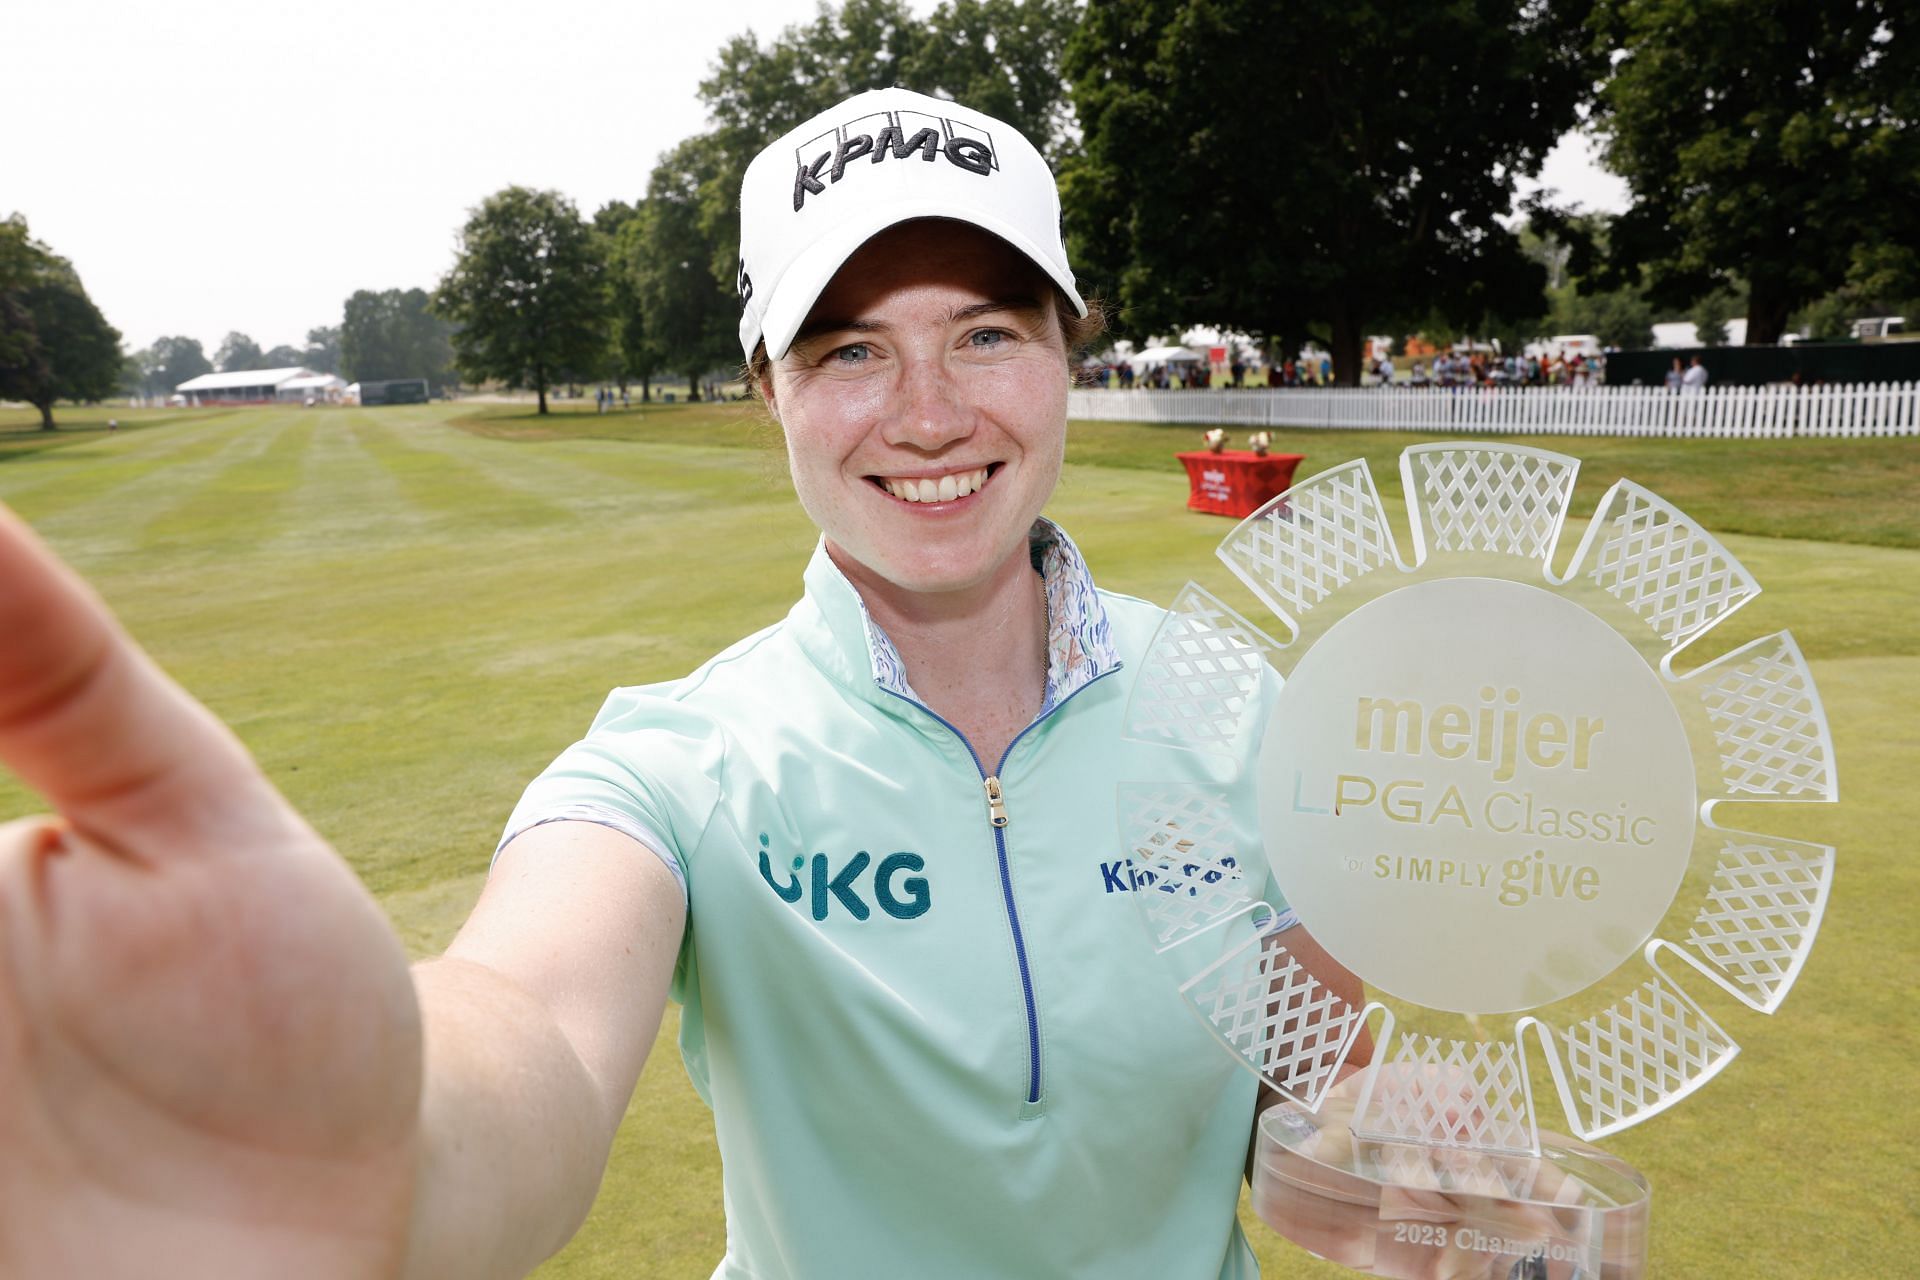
[630,143,741,399]
[433,187,608,414]
[667,0,1080,366]
[302,325,342,375]
[594,201,664,397]
[0,214,123,429]
[146,335,212,393]
[340,289,454,388]
[215,331,264,372]
[1063,0,1602,383]
[1585,0,1919,344]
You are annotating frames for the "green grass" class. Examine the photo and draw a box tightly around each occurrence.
[0,402,1912,1278]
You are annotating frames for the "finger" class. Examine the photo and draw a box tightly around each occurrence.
[0,505,289,858]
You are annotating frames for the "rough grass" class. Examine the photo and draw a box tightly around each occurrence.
[0,403,1911,1278]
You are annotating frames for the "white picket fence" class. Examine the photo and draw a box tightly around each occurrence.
[1066,382,1920,437]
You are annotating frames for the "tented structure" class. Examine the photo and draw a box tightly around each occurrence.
[174,367,316,405]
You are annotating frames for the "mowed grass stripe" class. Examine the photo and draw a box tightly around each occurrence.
[0,412,266,526]
[388,407,796,518]
[265,414,435,557]
[137,412,321,554]
[349,410,570,529]
[15,415,302,559]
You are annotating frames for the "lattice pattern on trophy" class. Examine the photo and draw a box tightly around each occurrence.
[1121,583,1281,754]
[1575,480,1759,649]
[1116,784,1251,949]
[1549,978,1738,1140]
[1179,931,1364,1106]
[1402,443,1578,564]
[1679,836,1833,1013]
[1352,1034,1539,1156]
[1217,460,1398,636]
[1685,631,1837,802]
[1124,441,1837,1192]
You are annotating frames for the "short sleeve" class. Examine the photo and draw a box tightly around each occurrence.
[496,684,728,904]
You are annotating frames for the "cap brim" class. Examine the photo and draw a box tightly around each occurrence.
[758,200,1086,362]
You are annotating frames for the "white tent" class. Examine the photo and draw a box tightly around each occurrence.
[174,367,313,404]
[1127,345,1205,368]
[277,372,347,403]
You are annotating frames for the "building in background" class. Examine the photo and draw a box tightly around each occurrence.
[172,367,346,405]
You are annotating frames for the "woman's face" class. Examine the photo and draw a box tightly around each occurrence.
[764,220,1070,598]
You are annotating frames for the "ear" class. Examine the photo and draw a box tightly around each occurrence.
[759,370,781,424]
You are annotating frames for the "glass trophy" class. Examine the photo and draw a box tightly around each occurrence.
[1118,443,1835,1278]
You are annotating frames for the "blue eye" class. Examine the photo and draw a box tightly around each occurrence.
[832,343,871,364]
[970,329,1009,348]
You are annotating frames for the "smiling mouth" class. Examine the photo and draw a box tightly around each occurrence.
[872,464,997,504]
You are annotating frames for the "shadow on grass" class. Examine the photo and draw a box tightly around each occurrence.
[0,409,233,462]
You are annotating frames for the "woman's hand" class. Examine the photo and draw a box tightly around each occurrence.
[0,505,422,1278]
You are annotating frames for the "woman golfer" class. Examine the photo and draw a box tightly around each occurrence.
[0,88,1358,1278]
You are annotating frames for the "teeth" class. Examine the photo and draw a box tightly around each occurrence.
[883,467,990,503]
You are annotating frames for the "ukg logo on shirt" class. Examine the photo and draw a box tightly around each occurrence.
[791,108,998,211]
[758,833,932,921]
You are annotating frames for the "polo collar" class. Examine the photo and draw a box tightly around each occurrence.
[793,519,1121,715]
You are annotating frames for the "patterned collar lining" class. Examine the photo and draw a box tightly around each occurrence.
[850,518,1121,714]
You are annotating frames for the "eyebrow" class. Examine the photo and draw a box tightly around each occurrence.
[791,296,1048,346]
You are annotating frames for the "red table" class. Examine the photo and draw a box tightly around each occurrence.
[1176,450,1306,518]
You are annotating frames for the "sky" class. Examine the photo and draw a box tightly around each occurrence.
[8,0,1631,356]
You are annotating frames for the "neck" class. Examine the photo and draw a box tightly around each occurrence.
[828,538,1050,766]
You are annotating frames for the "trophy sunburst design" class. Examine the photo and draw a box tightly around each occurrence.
[1118,442,1836,1161]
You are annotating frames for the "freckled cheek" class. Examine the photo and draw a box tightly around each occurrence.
[972,362,1067,450]
[785,410,890,499]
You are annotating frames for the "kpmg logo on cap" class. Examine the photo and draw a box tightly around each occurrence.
[792,108,999,212]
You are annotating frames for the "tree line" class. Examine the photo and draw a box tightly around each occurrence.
[436,0,1916,399]
[122,291,455,405]
[8,0,1914,417]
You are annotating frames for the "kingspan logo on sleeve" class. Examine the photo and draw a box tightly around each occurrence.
[791,107,999,212]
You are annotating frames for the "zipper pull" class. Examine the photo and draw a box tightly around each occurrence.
[983,775,1009,828]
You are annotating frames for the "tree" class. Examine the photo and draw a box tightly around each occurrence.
[1063,0,1601,383]
[631,142,739,401]
[0,215,123,429]
[303,325,342,374]
[1523,215,1656,350]
[1588,0,1920,345]
[260,344,306,368]
[1689,287,1744,348]
[433,187,608,415]
[691,0,922,288]
[896,0,1080,157]
[214,331,263,373]
[147,335,212,395]
[340,289,454,388]
[679,0,1080,328]
[595,201,663,401]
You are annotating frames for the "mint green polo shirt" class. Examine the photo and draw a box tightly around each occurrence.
[503,522,1270,1279]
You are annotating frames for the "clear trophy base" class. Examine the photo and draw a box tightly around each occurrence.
[1253,1104,1650,1280]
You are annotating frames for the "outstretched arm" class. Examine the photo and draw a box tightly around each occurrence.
[405,824,683,1279]
[0,504,679,1278]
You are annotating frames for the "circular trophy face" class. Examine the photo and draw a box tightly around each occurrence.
[1119,443,1837,1152]
[1257,577,1697,1013]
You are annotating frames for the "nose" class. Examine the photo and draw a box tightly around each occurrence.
[880,351,977,453]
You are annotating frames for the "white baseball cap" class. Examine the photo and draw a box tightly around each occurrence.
[736,86,1086,363]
